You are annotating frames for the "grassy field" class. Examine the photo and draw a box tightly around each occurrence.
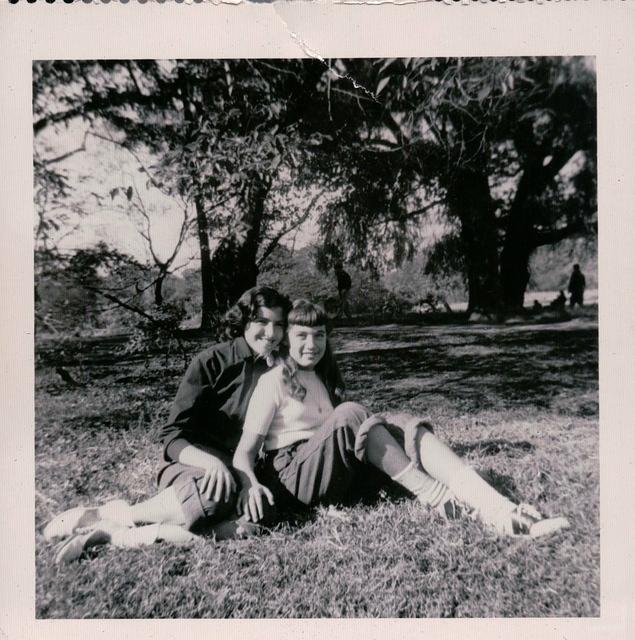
[35,309,599,618]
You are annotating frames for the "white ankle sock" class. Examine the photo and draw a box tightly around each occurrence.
[391,462,450,508]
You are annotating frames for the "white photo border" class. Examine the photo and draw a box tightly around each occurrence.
[1,1,633,638]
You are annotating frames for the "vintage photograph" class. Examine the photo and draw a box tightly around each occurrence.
[33,57,598,618]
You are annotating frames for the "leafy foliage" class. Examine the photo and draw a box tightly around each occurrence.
[33,57,597,324]
[301,57,597,310]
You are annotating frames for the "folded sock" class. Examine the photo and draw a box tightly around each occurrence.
[391,462,449,507]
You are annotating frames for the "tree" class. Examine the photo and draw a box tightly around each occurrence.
[33,59,329,327]
[35,241,148,334]
[302,57,597,312]
[103,170,193,308]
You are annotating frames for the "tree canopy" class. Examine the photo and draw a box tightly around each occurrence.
[34,56,597,330]
[302,57,596,312]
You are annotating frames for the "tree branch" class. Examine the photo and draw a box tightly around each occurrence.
[125,62,144,96]
[539,148,580,183]
[369,199,446,227]
[83,285,158,324]
[33,89,171,136]
[531,221,585,248]
[41,130,90,165]
[257,190,327,269]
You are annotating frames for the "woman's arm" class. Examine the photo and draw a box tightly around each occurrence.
[233,431,264,488]
[231,370,279,521]
[233,432,274,522]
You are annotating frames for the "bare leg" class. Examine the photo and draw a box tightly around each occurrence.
[415,427,569,536]
[415,428,513,518]
[44,487,188,541]
[365,424,451,511]
[364,423,413,477]
[127,486,187,526]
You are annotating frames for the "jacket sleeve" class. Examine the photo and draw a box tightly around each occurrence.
[159,351,220,461]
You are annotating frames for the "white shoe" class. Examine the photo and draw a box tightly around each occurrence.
[54,519,125,563]
[491,503,570,538]
[54,522,197,563]
[43,500,133,540]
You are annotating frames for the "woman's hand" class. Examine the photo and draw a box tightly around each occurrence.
[199,458,237,503]
[237,482,275,523]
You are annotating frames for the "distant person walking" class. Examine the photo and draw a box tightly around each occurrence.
[568,264,586,308]
[334,263,352,319]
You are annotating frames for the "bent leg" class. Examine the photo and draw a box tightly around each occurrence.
[266,402,447,511]
[156,462,237,532]
[412,420,569,536]
[267,402,372,506]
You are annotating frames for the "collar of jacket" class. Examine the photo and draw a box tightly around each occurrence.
[233,336,255,361]
[233,335,278,368]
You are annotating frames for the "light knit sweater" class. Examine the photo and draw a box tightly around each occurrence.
[242,364,334,450]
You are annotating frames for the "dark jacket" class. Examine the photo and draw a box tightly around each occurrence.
[160,337,271,460]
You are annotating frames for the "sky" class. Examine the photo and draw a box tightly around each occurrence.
[36,119,320,272]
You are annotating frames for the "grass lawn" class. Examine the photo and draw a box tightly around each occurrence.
[35,309,599,618]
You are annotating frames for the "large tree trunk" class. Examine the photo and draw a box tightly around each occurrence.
[154,271,166,307]
[208,180,269,311]
[500,141,583,309]
[499,155,545,310]
[499,236,532,310]
[195,195,217,330]
[446,168,501,314]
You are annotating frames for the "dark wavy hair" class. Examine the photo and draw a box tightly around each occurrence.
[279,299,345,402]
[224,286,292,339]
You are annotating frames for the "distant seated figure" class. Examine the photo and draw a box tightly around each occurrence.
[549,290,567,311]
[532,300,543,312]
[568,264,586,308]
[422,292,438,313]
[420,292,452,314]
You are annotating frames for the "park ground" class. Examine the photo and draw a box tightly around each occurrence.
[35,307,599,618]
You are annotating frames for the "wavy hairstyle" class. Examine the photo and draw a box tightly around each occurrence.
[279,299,345,403]
[223,286,292,339]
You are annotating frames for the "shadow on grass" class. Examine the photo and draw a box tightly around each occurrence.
[36,321,598,434]
[454,439,534,458]
[337,325,597,414]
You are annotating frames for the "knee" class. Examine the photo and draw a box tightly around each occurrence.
[331,402,371,430]
[186,480,238,532]
[383,412,434,434]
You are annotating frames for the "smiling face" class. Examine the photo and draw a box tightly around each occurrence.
[243,306,286,358]
[287,324,328,370]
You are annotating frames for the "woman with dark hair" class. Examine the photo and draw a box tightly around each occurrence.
[44,286,296,562]
[234,300,570,539]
